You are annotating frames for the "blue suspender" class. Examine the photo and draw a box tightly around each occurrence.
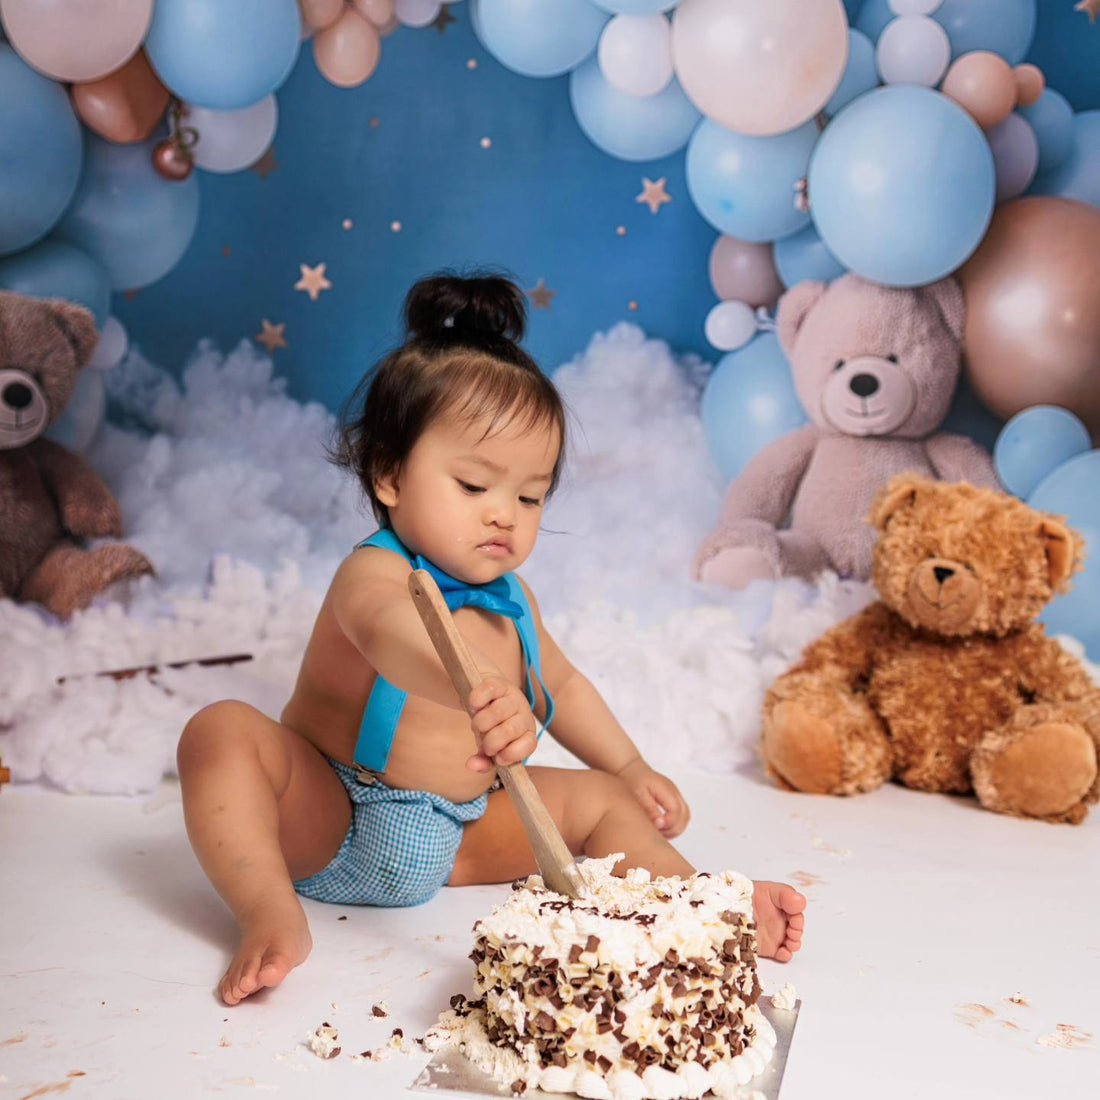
[351,530,554,774]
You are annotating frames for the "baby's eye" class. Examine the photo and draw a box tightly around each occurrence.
[457,480,485,494]
[519,496,543,507]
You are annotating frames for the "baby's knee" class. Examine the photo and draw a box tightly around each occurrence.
[177,700,262,771]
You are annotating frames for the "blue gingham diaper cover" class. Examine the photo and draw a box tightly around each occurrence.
[293,758,489,907]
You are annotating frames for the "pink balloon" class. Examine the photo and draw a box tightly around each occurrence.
[0,0,153,82]
[313,8,381,87]
[708,236,784,308]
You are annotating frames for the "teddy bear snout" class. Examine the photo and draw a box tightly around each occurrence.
[3,380,32,409]
[849,373,880,398]
[821,354,917,438]
[0,367,49,450]
[906,556,981,633]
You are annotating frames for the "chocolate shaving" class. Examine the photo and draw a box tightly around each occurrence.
[372,1003,388,1018]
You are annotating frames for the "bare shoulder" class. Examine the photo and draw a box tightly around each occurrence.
[329,543,413,625]
[512,572,545,623]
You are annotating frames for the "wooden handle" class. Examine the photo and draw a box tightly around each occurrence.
[408,569,585,899]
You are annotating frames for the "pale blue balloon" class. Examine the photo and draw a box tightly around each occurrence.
[994,406,1091,501]
[809,86,994,286]
[1030,450,1100,659]
[825,29,878,117]
[1018,89,1075,177]
[472,0,607,78]
[686,120,816,243]
[145,0,300,110]
[55,136,200,291]
[774,225,847,288]
[855,0,892,41]
[589,0,677,11]
[0,44,83,256]
[933,0,1036,64]
[569,58,699,163]
[701,333,808,481]
[0,239,110,327]
[1029,111,1100,210]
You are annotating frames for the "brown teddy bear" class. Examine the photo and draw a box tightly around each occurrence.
[0,290,153,618]
[761,473,1100,824]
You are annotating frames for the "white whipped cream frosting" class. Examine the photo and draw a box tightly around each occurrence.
[769,982,796,1011]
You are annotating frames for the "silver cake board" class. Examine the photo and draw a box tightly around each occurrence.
[409,1000,800,1099]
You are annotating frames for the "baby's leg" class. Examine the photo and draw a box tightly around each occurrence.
[449,767,806,959]
[177,701,351,1004]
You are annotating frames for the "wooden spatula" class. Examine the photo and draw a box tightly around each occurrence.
[408,569,586,899]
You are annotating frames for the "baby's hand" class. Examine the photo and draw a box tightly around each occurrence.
[617,759,690,838]
[466,676,539,772]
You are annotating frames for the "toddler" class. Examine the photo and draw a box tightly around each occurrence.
[178,274,806,1006]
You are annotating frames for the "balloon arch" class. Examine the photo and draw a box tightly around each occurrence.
[0,0,1097,468]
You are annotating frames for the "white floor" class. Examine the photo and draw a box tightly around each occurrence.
[3,767,1097,1100]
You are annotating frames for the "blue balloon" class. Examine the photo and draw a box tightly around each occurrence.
[686,120,816,243]
[774,225,847,288]
[825,29,878,117]
[0,239,110,326]
[145,0,300,110]
[569,59,699,162]
[701,333,808,481]
[0,44,83,256]
[1030,450,1100,659]
[589,1,676,11]
[855,0,893,42]
[55,136,200,291]
[994,406,1091,500]
[1018,89,1075,176]
[1029,111,1100,209]
[472,0,607,78]
[809,86,995,286]
[933,0,1036,64]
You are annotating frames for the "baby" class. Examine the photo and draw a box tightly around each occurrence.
[177,273,806,1006]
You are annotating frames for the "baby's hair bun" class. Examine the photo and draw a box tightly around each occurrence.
[404,273,527,346]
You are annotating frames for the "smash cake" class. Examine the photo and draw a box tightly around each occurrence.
[424,854,776,1100]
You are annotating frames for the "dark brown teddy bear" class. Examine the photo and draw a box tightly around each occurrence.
[0,291,152,618]
[761,474,1100,823]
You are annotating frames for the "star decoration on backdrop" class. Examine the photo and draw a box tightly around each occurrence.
[433,6,456,32]
[527,278,556,310]
[255,319,287,352]
[636,177,671,215]
[251,147,279,178]
[294,262,332,301]
[1076,0,1100,20]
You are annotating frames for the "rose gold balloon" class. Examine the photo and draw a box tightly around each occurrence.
[71,50,170,144]
[313,8,381,87]
[353,0,395,26]
[300,0,345,30]
[941,51,1017,130]
[1013,63,1045,108]
[0,0,152,82]
[708,236,784,308]
[377,15,400,37]
[152,138,194,181]
[960,197,1100,435]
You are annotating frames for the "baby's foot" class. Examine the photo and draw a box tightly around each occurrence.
[752,881,806,963]
[220,896,313,1006]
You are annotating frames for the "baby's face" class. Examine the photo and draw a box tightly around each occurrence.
[377,410,560,584]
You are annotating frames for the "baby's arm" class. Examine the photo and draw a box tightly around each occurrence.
[517,578,690,838]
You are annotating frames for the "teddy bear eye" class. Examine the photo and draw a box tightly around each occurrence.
[887,354,899,363]
[833,359,845,372]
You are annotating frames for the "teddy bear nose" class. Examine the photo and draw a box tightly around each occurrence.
[849,373,880,398]
[933,565,955,585]
[2,381,32,410]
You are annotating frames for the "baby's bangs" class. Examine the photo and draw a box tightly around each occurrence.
[444,355,563,444]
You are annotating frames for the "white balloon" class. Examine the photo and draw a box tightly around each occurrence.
[394,0,440,26]
[88,316,128,371]
[888,0,942,15]
[988,112,1039,201]
[189,96,279,174]
[875,15,950,87]
[598,14,673,98]
[704,300,758,352]
[671,0,849,137]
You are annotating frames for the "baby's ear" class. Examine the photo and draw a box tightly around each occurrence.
[373,468,399,508]
[1037,517,1079,590]
[869,473,930,531]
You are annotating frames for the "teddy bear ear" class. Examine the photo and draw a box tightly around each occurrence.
[919,277,965,343]
[776,280,828,356]
[869,473,929,530]
[1038,518,1080,590]
[48,299,99,369]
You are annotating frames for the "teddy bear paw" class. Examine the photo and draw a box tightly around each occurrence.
[762,701,844,794]
[699,547,778,589]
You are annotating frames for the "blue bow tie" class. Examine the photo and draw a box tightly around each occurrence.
[412,553,524,620]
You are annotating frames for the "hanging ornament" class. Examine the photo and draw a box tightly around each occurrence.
[152,99,199,180]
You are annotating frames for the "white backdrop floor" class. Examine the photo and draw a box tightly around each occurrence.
[4,763,1097,1100]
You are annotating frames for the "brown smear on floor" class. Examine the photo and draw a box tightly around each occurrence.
[19,1083,72,1100]
[1037,1024,1093,1050]
[791,870,826,889]
[2,1032,29,1046]
[955,1003,996,1027]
